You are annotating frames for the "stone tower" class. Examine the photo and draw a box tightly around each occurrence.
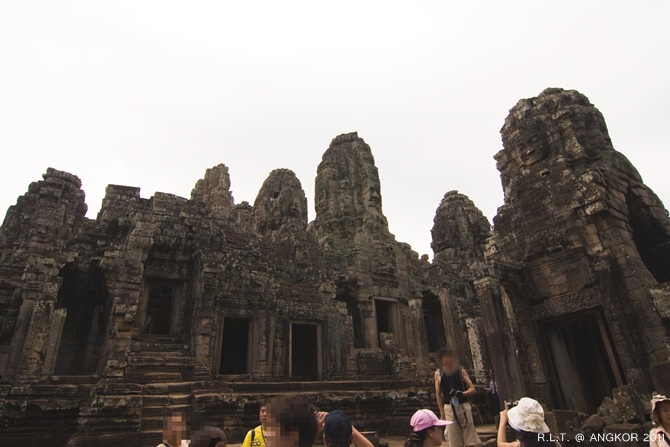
[427,191,492,381]
[477,88,670,413]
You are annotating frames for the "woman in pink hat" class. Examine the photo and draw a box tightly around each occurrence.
[405,409,452,447]
[650,394,670,447]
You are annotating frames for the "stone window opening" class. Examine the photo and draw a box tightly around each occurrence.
[289,322,321,381]
[53,262,109,376]
[218,316,251,375]
[338,294,365,349]
[0,287,18,343]
[336,279,365,349]
[422,291,447,353]
[140,280,184,338]
[626,190,670,283]
[541,310,624,414]
[374,298,400,348]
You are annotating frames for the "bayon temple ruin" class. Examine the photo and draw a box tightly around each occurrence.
[0,88,668,446]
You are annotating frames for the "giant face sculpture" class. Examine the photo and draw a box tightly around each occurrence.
[500,89,615,178]
[253,169,308,236]
[511,122,551,167]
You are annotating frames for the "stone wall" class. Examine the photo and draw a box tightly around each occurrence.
[478,88,670,413]
[0,134,440,446]
[0,89,668,446]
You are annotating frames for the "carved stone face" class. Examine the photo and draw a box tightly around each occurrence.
[253,169,307,235]
[509,122,551,167]
[367,185,382,210]
[25,352,42,374]
[519,133,550,166]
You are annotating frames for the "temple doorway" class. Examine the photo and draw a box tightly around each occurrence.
[542,311,624,414]
[54,262,109,375]
[422,291,447,353]
[290,323,320,381]
[374,298,400,348]
[219,317,251,375]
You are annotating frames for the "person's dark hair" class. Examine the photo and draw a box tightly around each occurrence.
[517,430,556,447]
[404,427,431,447]
[259,399,268,408]
[191,426,226,447]
[267,395,318,447]
[162,409,192,443]
[438,347,454,359]
[325,434,353,447]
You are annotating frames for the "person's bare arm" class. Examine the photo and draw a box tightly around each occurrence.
[434,369,445,419]
[460,369,476,397]
[351,427,374,447]
[316,411,327,434]
[497,408,519,447]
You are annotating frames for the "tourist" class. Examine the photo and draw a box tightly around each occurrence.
[650,395,670,447]
[322,409,375,447]
[190,426,226,447]
[158,410,190,447]
[434,348,480,447]
[265,395,318,447]
[486,371,501,414]
[242,400,268,447]
[405,409,451,447]
[497,398,559,447]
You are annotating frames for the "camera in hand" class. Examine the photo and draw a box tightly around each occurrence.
[450,389,464,398]
[506,400,517,409]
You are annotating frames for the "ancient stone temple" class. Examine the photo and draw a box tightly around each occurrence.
[0,88,667,446]
[475,88,670,416]
[0,133,454,447]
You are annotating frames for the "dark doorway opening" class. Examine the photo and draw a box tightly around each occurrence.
[291,323,318,381]
[54,263,109,375]
[375,299,399,347]
[375,299,394,334]
[219,317,250,375]
[627,191,670,283]
[422,291,447,353]
[543,312,624,414]
[336,279,365,349]
[144,282,175,335]
[345,299,366,349]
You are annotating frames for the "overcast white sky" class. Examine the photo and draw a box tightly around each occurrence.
[1,1,668,257]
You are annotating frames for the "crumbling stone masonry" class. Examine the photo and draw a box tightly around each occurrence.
[476,88,670,418]
[0,134,465,447]
[0,88,667,447]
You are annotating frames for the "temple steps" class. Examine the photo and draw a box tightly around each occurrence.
[133,379,437,447]
[222,378,430,393]
[125,343,193,384]
[140,391,192,447]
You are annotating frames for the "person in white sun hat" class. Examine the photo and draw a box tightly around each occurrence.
[649,394,670,447]
[497,397,560,447]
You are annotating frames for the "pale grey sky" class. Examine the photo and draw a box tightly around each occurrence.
[1,1,668,256]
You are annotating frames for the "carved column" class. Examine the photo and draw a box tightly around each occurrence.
[474,276,524,402]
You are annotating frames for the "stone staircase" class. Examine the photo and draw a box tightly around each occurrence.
[133,378,437,447]
[126,338,194,384]
[139,381,193,447]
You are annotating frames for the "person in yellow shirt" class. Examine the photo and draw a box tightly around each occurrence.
[242,401,267,447]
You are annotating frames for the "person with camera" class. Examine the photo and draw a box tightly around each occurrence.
[434,348,480,447]
[649,394,670,447]
[497,398,560,447]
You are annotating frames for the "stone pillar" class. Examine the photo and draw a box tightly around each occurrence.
[98,223,151,380]
[362,301,379,349]
[4,295,36,380]
[254,310,272,379]
[474,276,524,402]
[408,298,429,370]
